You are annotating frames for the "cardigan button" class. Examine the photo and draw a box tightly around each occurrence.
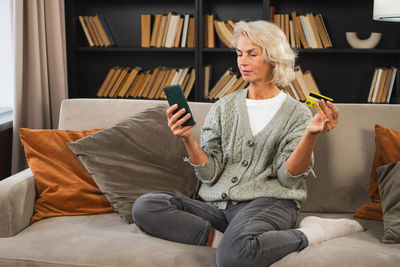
[231,177,238,183]
[247,140,254,147]
[241,160,249,167]
[221,193,228,200]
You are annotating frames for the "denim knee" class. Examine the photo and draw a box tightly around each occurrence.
[132,192,169,229]
[217,240,253,267]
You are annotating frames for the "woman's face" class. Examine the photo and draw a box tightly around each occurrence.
[236,34,275,84]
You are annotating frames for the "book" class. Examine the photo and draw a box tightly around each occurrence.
[205,14,215,48]
[142,67,161,98]
[184,68,196,98]
[374,68,387,103]
[314,14,332,48]
[148,67,167,99]
[150,14,162,47]
[371,68,383,103]
[294,66,311,97]
[174,17,184,48]
[367,68,379,103]
[156,15,168,48]
[155,68,172,99]
[108,67,131,97]
[97,14,116,46]
[181,14,190,48]
[289,20,295,48]
[187,17,195,48]
[291,12,300,48]
[288,82,301,100]
[303,70,321,95]
[103,67,123,97]
[380,68,393,103]
[307,13,323,49]
[161,12,173,47]
[273,14,281,28]
[214,20,233,48]
[209,68,233,99]
[269,6,276,23]
[292,78,306,101]
[117,66,142,98]
[225,76,245,96]
[129,72,147,98]
[165,13,181,48]
[215,74,238,99]
[386,67,397,103]
[284,14,290,43]
[89,16,104,46]
[178,67,190,86]
[301,15,318,48]
[136,70,153,98]
[78,16,94,47]
[204,65,212,98]
[97,66,118,97]
[159,68,177,98]
[181,73,190,93]
[141,14,152,48]
[93,15,112,47]
[84,16,100,46]
[295,16,309,49]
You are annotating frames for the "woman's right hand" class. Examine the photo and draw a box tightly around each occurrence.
[166,104,195,140]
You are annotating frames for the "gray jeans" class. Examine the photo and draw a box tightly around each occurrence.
[132,192,308,267]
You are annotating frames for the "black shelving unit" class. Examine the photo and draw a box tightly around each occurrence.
[65,0,400,103]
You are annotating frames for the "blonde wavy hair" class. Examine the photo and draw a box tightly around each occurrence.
[232,20,297,88]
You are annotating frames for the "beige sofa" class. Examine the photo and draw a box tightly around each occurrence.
[1,98,400,266]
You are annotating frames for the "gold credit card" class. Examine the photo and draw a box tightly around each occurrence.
[305,91,334,108]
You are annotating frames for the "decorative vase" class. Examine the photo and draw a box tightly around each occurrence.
[345,32,382,49]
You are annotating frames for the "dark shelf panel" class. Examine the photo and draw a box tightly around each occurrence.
[75,47,196,52]
[66,0,400,104]
[201,48,400,54]
[298,49,400,54]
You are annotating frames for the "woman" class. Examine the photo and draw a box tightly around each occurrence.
[132,20,363,267]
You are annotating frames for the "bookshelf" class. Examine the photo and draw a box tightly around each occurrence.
[65,0,400,104]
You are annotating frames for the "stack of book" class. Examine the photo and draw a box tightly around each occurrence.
[204,15,235,48]
[96,66,195,99]
[284,66,322,101]
[141,13,195,48]
[270,8,332,49]
[368,67,397,104]
[203,15,235,48]
[205,67,248,100]
[78,15,116,47]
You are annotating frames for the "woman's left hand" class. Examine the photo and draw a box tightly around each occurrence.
[307,99,339,134]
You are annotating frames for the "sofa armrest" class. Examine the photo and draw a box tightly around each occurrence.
[0,169,36,237]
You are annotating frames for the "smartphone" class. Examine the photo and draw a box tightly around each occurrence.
[163,84,195,127]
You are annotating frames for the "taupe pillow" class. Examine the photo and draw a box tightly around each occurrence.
[377,161,400,244]
[68,105,199,223]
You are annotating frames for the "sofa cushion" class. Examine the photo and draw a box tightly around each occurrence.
[67,105,199,224]
[377,161,400,243]
[0,213,217,267]
[19,128,114,224]
[354,124,400,221]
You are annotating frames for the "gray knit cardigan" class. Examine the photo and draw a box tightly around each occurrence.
[190,89,314,210]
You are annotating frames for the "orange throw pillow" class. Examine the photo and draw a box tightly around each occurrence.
[20,128,114,224]
[354,124,400,221]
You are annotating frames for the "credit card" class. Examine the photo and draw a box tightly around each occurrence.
[305,91,334,108]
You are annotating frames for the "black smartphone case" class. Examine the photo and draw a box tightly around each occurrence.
[163,85,195,126]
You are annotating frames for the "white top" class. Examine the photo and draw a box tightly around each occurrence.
[246,90,286,136]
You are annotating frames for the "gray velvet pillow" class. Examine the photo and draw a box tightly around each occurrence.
[377,161,400,244]
[68,105,199,223]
